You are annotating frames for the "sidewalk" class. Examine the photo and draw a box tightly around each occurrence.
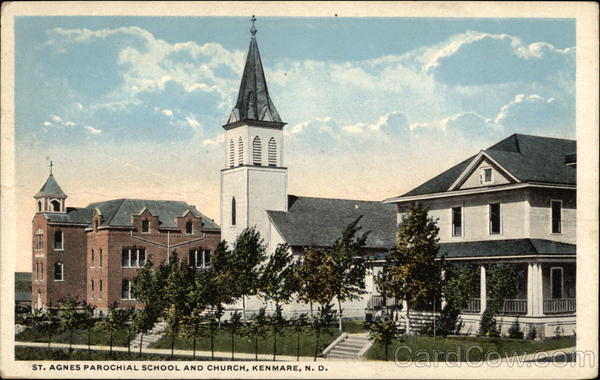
[15,341,323,362]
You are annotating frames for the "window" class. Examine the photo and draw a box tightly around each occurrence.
[268,137,277,166]
[142,219,150,233]
[489,203,501,234]
[252,136,262,165]
[451,207,462,237]
[99,280,103,299]
[38,201,42,212]
[90,249,95,267]
[231,197,236,226]
[238,137,244,165]
[481,167,493,184]
[551,267,563,299]
[35,229,44,250]
[54,262,64,281]
[189,249,211,268]
[54,230,63,250]
[186,221,194,235]
[40,263,43,280]
[99,249,103,267]
[51,199,61,212]
[35,263,39,280]
[121,280,135,300]
[122,248,146,268]
[229,139,235,167]
[90,280,94,299]
[551,200,562,234]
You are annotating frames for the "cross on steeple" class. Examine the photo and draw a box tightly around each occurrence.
[49,160,53,175]
[250,15,257,37]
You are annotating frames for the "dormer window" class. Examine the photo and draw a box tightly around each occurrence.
[481,167,493,184]
[186,221,194,235]
[142,219,150,233]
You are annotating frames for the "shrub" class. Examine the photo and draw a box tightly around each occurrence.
[527,326,537,340]
[479,308,499,337]
[508,321,524,339]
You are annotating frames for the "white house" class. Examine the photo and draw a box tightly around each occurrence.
[383,134,576,338]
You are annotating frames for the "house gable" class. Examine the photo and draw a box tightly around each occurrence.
[457,155,515,190]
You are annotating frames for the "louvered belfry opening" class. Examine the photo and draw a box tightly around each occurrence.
[238,137,244,165]
[253,136,262,165]
[268,137,277,166]
[229,139,235,167]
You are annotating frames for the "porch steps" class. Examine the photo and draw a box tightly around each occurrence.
[324,334,371,360]
[396,311,438,335]
[130,320,168,350]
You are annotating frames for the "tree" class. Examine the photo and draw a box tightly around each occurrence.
[181,308,207,360]
[269,304,288,361]
[198,309,223,360]
[327,217,369,331]
[163,256,196,359]
[296,247,336,313]
[123,307,136,357]
[291,313,309,361]
[132,258,166,357]
[242,307,269,361]
[311,303,336,361]
[479,263,524,337]
[366,314,401,361]
[97,301,127,357]
[57,296,81,352]
[34,306,59,351]
[225,311,243,360]
[228,228,268,322]
[377,203,442,335]
[259,243,297,308]
[436,263,479,337]
[79,301,97,356]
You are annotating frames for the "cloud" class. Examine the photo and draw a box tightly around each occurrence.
[41,114,102,136]
[202,135,224,146]
[84,125,102,135]
[161,109,173,117]
[416,31,574,85]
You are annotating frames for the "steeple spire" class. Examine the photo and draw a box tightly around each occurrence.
[226,16,283,124]
[49,160,53,175]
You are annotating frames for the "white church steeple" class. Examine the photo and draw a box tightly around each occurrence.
[220,17,288,248]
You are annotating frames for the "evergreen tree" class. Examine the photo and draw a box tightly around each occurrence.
[378,203,442,335]
[436,263,478,336]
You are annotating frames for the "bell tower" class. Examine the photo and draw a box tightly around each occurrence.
[34,161,67,213]
[220,17,287,247]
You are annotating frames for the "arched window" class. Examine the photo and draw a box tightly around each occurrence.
[54,262,64,281]
[37,290,42,309]
[268,137,277,166]
[238,137,244,166]
[231,197,237,226]
[186,220,194,235]
[51,199,61,212]
[252,136,262,165]
[35,229,44,250]
[229,139,235,168]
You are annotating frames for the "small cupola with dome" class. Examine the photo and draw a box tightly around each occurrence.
[34,161,67,213]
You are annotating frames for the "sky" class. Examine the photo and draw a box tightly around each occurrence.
[13,16,575,271]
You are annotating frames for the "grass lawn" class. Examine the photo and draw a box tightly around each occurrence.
[366,335,576,362]
[15,347,190,361]
[16,326,134,347]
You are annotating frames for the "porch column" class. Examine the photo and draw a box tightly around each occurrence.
[528,262,544,316]
[527,263,534,315]
[480,265,487,313]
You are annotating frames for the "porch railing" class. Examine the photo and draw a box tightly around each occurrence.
[462,298,481,313]
[367,295,402,309]
[462,298,527,315]
[543,298,576,314]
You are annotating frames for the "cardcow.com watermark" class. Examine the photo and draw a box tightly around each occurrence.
[394,346,595,368]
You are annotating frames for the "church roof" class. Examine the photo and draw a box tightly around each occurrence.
[267,195,397,250]
[227,22,282,124]
[395,134,576,198]
[87,199,220,230]
[35,174,66,197]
